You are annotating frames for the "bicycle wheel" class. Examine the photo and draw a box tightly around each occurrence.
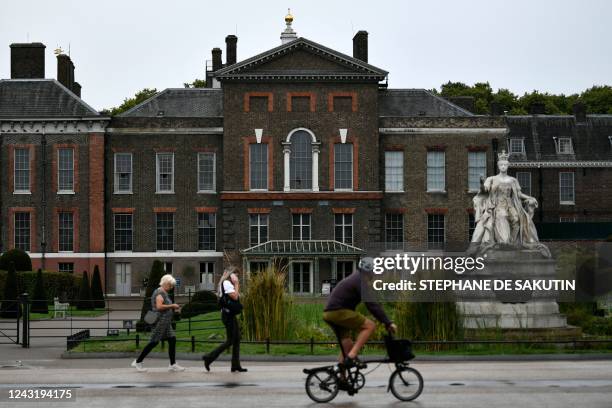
[389,366,424,401]
[305,368,339,403]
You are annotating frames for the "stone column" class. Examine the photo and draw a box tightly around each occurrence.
[282,143,291,191]
[312,142,321,192]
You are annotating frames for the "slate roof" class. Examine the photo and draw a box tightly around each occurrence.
[379,89,474,117]
[0,79,99,118]
[120,88,223,117]
[506,115,612,162]
[214,37,388,81]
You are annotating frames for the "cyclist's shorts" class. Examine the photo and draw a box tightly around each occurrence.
[323,309,366,339]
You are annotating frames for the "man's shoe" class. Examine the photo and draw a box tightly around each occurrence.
[168,363,186,372]
[231,367,248,372]
[130,359,147,372]
[202,354,211,372]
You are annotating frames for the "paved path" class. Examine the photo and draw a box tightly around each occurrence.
[0,359,611,407]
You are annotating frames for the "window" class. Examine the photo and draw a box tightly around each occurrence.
[156,153,174,193]
[468,213,476,241]
[198,152,215,192]
[509,138,525,154]
[336,261,353,281]
[559,216,576,223]
[249,96,269,112]
[559,172,575,204]
[58,263,74,273]
[249,261,269,274]
[114,213,133,252]
[334,143,353,190]
[156,213,174,251]
[14,212,31,252]
[516,172,532,196]
[385,213,404,250]
[14,148,30,193]
[428,214,445,250]
[199,262,215,290]
[198,213,216,250]
[468,152,486,191]
[384,151,404,192]
[556,137,573,154]
[249,214,269,246]
[292,262,312,293]
[332,96,353,112]
[164,262,173,274]
[58,148,74,192]
[114,153,132,193]
[334,213,353,245]
[58,212,74,252]
[292,213,311,240]
[290,96,312,112]
[249,144,268,190]
[427,151,445,192]
[290,131,313,189]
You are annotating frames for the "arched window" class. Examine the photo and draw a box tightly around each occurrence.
[290,131,312,189]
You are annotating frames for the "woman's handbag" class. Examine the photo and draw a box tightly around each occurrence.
[220,281,243,315]
[144,310,160,325]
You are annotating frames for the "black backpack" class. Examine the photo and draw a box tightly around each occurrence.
[218,280,243,315]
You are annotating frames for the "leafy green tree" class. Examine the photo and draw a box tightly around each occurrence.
[90,265,105,309]
[0,262,20,318]
[101,88,158,116]
[76,271,94,310]
[183,78,206,88]
[0,248,32,272]
[31,268,48,314]
[580,85,612,114]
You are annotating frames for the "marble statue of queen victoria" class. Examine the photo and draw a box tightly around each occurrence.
[468,150,551,258]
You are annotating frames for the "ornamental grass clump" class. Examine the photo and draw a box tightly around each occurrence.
[241,262,290,341]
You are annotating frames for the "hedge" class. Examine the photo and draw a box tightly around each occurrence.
[0,270,81,303]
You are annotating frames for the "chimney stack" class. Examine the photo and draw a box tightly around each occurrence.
[352,31,368,63]
[573,102,587,123]
[10,43,46,79]
[529,102,546,115]
[72,82,81,98]
[226,35,237,66]
[212,47,222,71]
[57,54,75,91]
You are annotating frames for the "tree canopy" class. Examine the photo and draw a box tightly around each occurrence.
[101,88,158,116]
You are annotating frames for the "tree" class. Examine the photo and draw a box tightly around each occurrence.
[580,85,612,114]
[139,260,165,324]
[90,265,105,309]
[101,88,158,116]
[76,271,94,310]
[0,248,32,272]
[31,268,48,314]
[183,78,206,88]
[0,262,20,318]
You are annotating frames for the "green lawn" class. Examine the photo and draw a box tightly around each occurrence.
[30,307,107,320]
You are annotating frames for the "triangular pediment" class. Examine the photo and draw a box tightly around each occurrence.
[214,37,387,81]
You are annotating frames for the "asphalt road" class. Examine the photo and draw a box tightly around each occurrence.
[0,358,611,408]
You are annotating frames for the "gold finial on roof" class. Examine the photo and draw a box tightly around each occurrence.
[285,8,293,23]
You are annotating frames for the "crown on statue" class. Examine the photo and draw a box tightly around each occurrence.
[498,149,509,161]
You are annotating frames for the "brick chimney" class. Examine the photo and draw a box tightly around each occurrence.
[10,43,45,78]
[226,35,237,66]
[212,47,222,71]
[352,31,368,63]
[72,82,81,98]
[573,102,587,123]
[57,54,75,91]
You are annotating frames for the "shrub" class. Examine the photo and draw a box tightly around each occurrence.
[0,270,81,302]
[0,262,20,318]
[90,265,105,309]
[139,260,165,329]
[181,290,219,318]
[394,302,463,351]
[76,271,94,310]
[31,269,49,314]
[0,249,32,272]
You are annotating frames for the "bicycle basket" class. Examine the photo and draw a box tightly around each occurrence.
[385,336,415,362]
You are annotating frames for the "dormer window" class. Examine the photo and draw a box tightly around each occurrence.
[509,138,525,155]
[555,137,573,154]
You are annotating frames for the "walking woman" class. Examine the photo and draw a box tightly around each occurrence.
[131,274,185,372]
[202,266,247,372]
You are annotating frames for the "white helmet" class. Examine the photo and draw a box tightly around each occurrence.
[358,257,374,274]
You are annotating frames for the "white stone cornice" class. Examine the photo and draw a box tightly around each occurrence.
[509,161,612,168]
[0,118,108,134]
[379,128,508,135]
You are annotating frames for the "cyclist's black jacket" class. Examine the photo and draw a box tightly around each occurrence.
[324,271,392,325]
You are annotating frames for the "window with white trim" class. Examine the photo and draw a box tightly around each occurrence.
[114,213,133,252]
[249,214,269,246]
[468,151,486,191]
[556,137,573,154]
[114,153,132,193]
[559,172,575,204]
[156,153,174,193]
[427,151,445,192]
[384,151,403,192]
[292,213,311,240]
[290,131,313,190]
[509,138,525,154]
[14,212,31,252]
[14,148,30,193]
[198,212,216,250]
[198,152,215,192]
[58,263,74,273]
[334,143,353,190]
[559,216,576,223]
[516,172,532,196]
[58,211,74,252]
[58,148,74,192]
[428,214,446,250]
[334,213,353,245]
[156,212,174,251]
[385,213,404,250]
[249,144,268,190]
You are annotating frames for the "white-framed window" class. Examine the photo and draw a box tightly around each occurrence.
[156,212,174,251]
[290,131,313,190]
[292,213,311,240]
[114,213,133,252]
[384,151,404,192]
[427,214,446,250]
[509,138,525,154]
[385,213,404,250]
[334,143,353,190]
[516,172,532,196]
[199,262,215,290]
[198,212,216,251]
[334,213,353,245]
[559,172,575,205]
[249,214,269,246]
[14,148,31,193]
[58,263,74,273]
[468,151,486,192]
[156,152,174,193]
[57,148,74,193]
[114,153,132,193]
[58,211,74,252]
[198,152,216,192]
[291,261,313,294]
[249,144,268,190]
[555,137,574,154]
[14,212,31,252]
[427,151,445,192]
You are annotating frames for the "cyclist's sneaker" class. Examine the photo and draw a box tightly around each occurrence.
[343,356,366,369]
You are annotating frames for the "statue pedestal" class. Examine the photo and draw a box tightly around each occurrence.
[457,250,569,329]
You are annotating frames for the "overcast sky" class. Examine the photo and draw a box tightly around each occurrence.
[1,0,610,111]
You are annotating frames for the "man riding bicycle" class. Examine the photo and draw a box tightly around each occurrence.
[323,257,397,368]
